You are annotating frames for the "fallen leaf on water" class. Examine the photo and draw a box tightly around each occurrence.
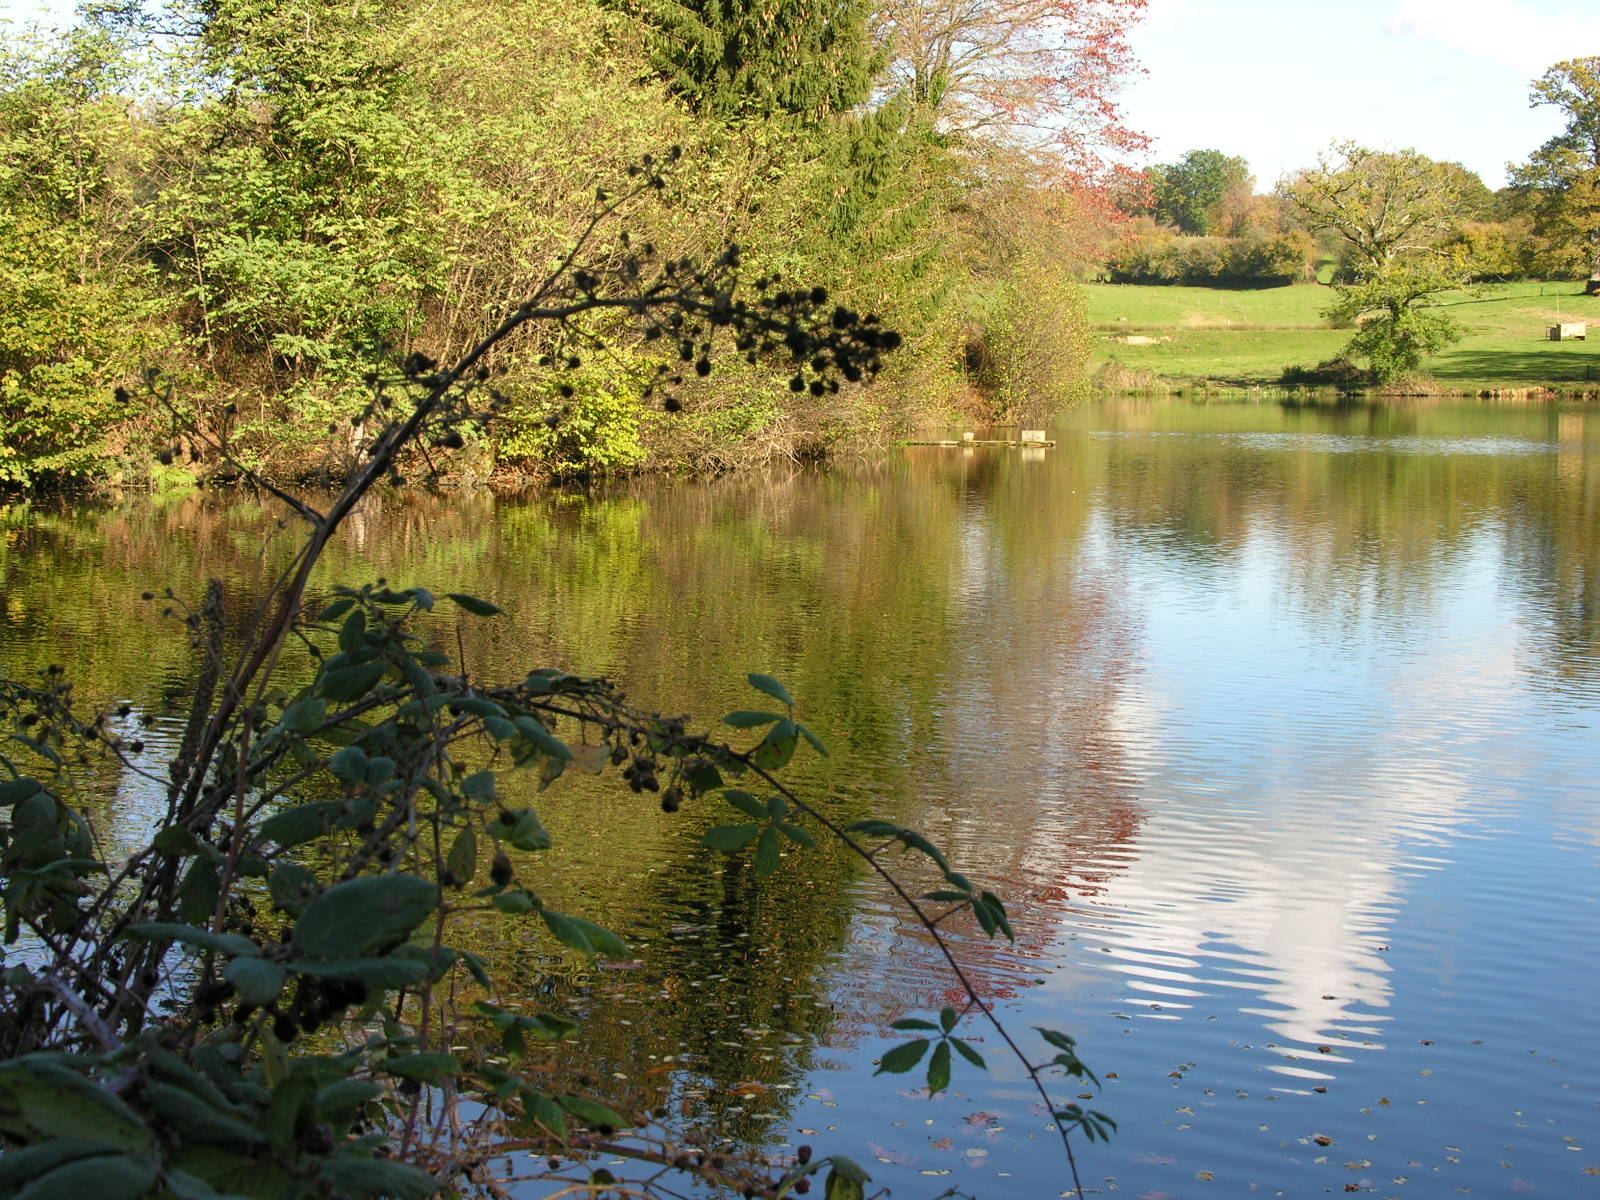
[1314,1136,1335,1147]
[930,1138,953,1151]
[1195,1170,1214,1181]
[868,1144,917,1166]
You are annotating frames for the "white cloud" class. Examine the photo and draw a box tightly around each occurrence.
[1391,0,1600,74]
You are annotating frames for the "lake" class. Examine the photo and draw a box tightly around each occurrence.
[2,395,1597,1199]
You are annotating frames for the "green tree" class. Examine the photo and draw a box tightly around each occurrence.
[1509,56,1600,294]
[1283,142,1473,384]
[0,15,160,484]
[1149,148,1251,235]
[146,0,446,455]
[632,0,876,121]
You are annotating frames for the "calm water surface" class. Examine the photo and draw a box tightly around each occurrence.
[3,397,1598,1199]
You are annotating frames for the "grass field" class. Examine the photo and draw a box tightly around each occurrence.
[1083,280,1600,390]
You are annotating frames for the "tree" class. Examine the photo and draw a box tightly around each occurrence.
[1509,57,1600,294]
[0,14,161,484]
[873,0,1148,184]
[1283,142,1474,384]
[1148,148,1250,235]
[634,0,877,121]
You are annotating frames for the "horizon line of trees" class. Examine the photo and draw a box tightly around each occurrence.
[1109,58,1600,297]
[0,0,1151,489]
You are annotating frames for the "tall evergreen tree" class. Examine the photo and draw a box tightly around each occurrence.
[635,0,875,121]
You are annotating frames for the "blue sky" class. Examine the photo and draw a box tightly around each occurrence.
[1122,0,1600,188]
[3,0,1595,190]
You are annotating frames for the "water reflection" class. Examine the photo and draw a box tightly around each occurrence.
[3,395,1599,1196]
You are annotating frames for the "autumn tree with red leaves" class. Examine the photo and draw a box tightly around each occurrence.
[873,0,1149,186]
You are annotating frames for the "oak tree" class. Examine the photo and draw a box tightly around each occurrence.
[1510,57,1600,294]
[1283,142,1474,383]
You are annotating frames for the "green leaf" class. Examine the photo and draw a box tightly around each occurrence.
[14,1152,156,1200]
[919,890,971,903]
[449,697,506,719]
[492,889,536,914]
[462,771,497,802]
[288,957,429,989]
[979,891,1014,941]
[512,716,573,762]
[701,823,760,852]
[314,1080,383,1121]
[225,956,287,1007]
[317,597,356,622]
[151,826,208,857]
[557,1094,629,1131]
[824,1157,869,1200]
[125,923,258,958]
[445,593,503,617]
[723,710,780,729]
[266,1076,315,1154]
[0,1141,114,1192]
[750,730,797,772]
[926,1040,952,1093]
[382,1052,459,1082]
[875,1039,929,1075]
[0,1059,155,1152]
[144,1083,261,1152]
[278,697,327,733]
[754,826,782,876]
[179,858,220,926]
[685,760,723,794]
[747,673,794,707]
[258,802,341,848]
[269,863,319,914]
[776,821,815,848]
[939,1006,958,1033]
[765,794,789,819]
[950,1038,986,1069]
[721,789,767,819]
[318,1156,438,1200]
[291,875,438,958]
[483,716,516,741]
[539,910,626,957]
[797,723,829,757]
[0,777,43,807]
[329,745,369,784]
[507,810,551,852]
[318,662,387,704]
[890,1018,938,1032]
[522,1088,567,1136]
[844,819,900,837]
[338,609,367,654]
[446,827,477,885]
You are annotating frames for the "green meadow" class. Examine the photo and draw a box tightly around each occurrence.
[1083,281,1600,390]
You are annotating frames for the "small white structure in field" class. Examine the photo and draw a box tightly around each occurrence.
[1549,322,1587,341]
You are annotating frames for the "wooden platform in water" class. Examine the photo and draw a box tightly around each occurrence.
[905,438,1055,448]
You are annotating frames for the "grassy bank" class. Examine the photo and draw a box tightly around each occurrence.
[1084,281,1600,391]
